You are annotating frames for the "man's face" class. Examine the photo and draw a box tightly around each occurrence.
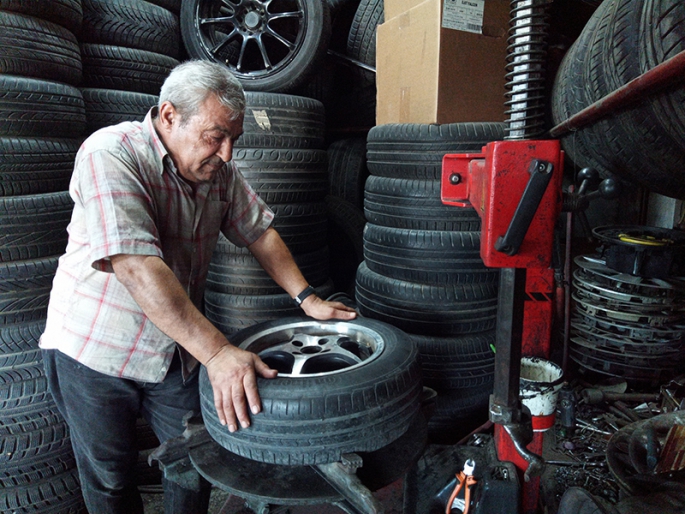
[159,94,244,185]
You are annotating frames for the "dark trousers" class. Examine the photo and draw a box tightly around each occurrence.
[42,349,211,514]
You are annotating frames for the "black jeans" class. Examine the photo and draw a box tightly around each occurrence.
[42,349,211,514]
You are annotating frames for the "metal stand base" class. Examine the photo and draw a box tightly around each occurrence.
[151,412,428,514]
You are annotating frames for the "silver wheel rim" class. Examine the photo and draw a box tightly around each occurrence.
[239,320,385,377]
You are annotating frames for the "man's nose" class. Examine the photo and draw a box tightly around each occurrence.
[216,138,233,162]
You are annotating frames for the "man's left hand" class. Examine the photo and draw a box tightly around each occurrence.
[300,295,357,321]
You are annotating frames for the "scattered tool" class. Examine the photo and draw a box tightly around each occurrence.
[446,459,477,514]
[581,389,660,405]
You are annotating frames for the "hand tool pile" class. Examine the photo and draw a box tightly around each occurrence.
[541,377,685,511]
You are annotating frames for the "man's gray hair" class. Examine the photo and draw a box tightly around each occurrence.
[159,60,245,122]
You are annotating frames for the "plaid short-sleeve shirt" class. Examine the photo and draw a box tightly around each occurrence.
[40,108,274,382]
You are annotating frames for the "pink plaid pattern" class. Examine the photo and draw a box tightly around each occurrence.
[40,109,273,382]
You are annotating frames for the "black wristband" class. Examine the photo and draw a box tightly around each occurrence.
[293,285,316,306]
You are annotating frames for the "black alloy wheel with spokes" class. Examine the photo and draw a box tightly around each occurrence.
[181,0,331,92]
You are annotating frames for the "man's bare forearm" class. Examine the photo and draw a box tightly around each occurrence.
[248,227,309,298]
[248,227,357,320]
[110,253,228,364]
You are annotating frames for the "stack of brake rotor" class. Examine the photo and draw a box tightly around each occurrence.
[570,226,685,387]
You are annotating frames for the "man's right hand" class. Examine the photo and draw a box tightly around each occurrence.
[204,344,278,432]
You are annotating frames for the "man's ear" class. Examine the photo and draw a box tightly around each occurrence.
[157,101,176,131]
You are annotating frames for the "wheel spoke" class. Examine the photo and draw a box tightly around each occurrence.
[267,10,304,22]
[328,336,365,364]
[236,35,251,71]
[289,354,311,376]
[199,16,235,26]
[217,0,239,15]
[209,27,239,56]
[264,26,295,50]
[255,35,273,70]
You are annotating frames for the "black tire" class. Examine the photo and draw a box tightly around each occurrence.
[181,0,331,92]
[0,137,80,196]
[328,0,361,16]
[240,92,326,149]
[0,258,58,329]
[290,55,337,104]
[366,123,506,179]
[0,284,51,327]
[0,0,83,35]
[146,0,182,14]
[208,246,330,295]
[0,256,58,294]
[343,0,383,127]
[0,440,77,489]
[346,0,382,83]
[0,76,86,139]
[80,44,179,95]
[355,262,498,336]
[0,320,45,355]
[325,195,366,295]
[552,0,685,198]
[643,0,685,147]
[0,467,84,513]
[327,137,368,208]
[81,88,158,135]
[200,317,423,465]
[0,192,72,263]
[0,414,71,470]
[213,203,327,256]
[0,11,82,86]
[427,386,491,444]
[0,347,42,369]
[410,332,495,391]
[81,0,180,58]
[267,202,328,254]
[0,362,49,412]
[363,176,481,231]
[551,2,614,177]
[362,224,497,285]
[205,280,335,337]
[233,148,328,203]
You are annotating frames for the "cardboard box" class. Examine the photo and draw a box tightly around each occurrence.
[377,0,510,125]
[384,0,424,20]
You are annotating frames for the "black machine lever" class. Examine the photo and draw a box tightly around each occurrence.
[494,159,554,256]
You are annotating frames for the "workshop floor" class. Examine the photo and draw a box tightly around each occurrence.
[141,477,405,513]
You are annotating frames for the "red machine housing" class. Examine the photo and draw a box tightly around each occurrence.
[442,139,564,514]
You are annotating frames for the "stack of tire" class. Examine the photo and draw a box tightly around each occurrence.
[78,0,181,136]
[551,0,685,200]
[325,0,383,130]
[204,93,336,337]
[355,123,505,443]
[325,138,369,296]
[0,2,86,512]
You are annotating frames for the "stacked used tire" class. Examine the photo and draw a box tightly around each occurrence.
[551,0,685,200]
[327,0,383,129]
[355,123,505,442]
[0,2,86,512]
[204,93,336,337]
[325,138,369,295]
[79,0,181,135]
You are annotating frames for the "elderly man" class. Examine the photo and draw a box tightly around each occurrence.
[40,60,356,514]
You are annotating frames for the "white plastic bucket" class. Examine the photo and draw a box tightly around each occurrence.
[519,357,564,431]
